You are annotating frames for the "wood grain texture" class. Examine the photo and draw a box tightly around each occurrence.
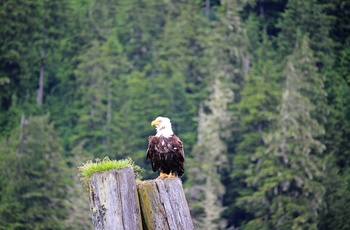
[137,178,194,230]
[88,167,142,230]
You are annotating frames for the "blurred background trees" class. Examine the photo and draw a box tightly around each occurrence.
[1,0,349,229]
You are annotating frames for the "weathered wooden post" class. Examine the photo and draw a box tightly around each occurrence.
[88,167,142,230]
[81,158,194,230]
[137,178,194,230]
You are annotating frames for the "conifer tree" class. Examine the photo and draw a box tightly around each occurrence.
[151,0,207,154]
[64,143,93,229]
[320,44,350,230]
[72,32,127,159]
[0,1,56,135]
[120,0,168,71]
[0,114,70,229]
[241,35,326,229]
[224,30,282,228]
[187,75,233,229]
[277,0,334,70]
[186,0,248,228]
[158,0,209,105]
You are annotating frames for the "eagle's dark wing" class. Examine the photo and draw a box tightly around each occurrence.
[171,134,185,176]
[146,136,159,172]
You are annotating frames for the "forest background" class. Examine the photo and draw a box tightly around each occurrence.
[1,0,350,229]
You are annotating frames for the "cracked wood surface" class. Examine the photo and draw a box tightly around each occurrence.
[88,167,142,230]
[137,178,194,230]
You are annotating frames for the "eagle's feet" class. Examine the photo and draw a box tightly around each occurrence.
[157,172,176,179]
[157,173,167,179]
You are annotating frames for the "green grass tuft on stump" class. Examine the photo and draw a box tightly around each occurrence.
[79,157,143,185]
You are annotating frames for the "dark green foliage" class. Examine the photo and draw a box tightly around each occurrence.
[0,0,41,139]
[277,0,334,70]
[0,114,69,229]
[325,45,350,170]
[238,35,327,229]
[320,168,350,230]
[72,37,127,159]
[0,0,350,229]
[321,39,350,230]
[224,29,282,228]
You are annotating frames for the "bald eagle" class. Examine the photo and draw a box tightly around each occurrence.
[146,116,185,179]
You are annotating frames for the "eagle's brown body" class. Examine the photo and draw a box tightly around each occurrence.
[146,134,185,177]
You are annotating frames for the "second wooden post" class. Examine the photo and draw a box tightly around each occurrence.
[137,178,194,230]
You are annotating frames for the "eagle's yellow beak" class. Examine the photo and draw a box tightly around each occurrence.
[151,120,161,126]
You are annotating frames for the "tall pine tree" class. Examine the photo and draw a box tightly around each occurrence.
[0,114,70,229]
[224,29,282,228]
[241,35,326,229]
[186,0,248,228]
[186,75,233,230]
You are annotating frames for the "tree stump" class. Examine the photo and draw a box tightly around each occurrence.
[137,178,194,230]
[88,167,142,230]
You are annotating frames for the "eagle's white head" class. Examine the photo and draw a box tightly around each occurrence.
[151,116,174,138]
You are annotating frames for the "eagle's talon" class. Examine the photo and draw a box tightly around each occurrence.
[157,172,168,179]
[168,172,176,178]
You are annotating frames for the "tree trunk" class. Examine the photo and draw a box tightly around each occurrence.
[205,0,210,18]
[88,167,142,230]
[137,178,194,230]
[37,47,45,106]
